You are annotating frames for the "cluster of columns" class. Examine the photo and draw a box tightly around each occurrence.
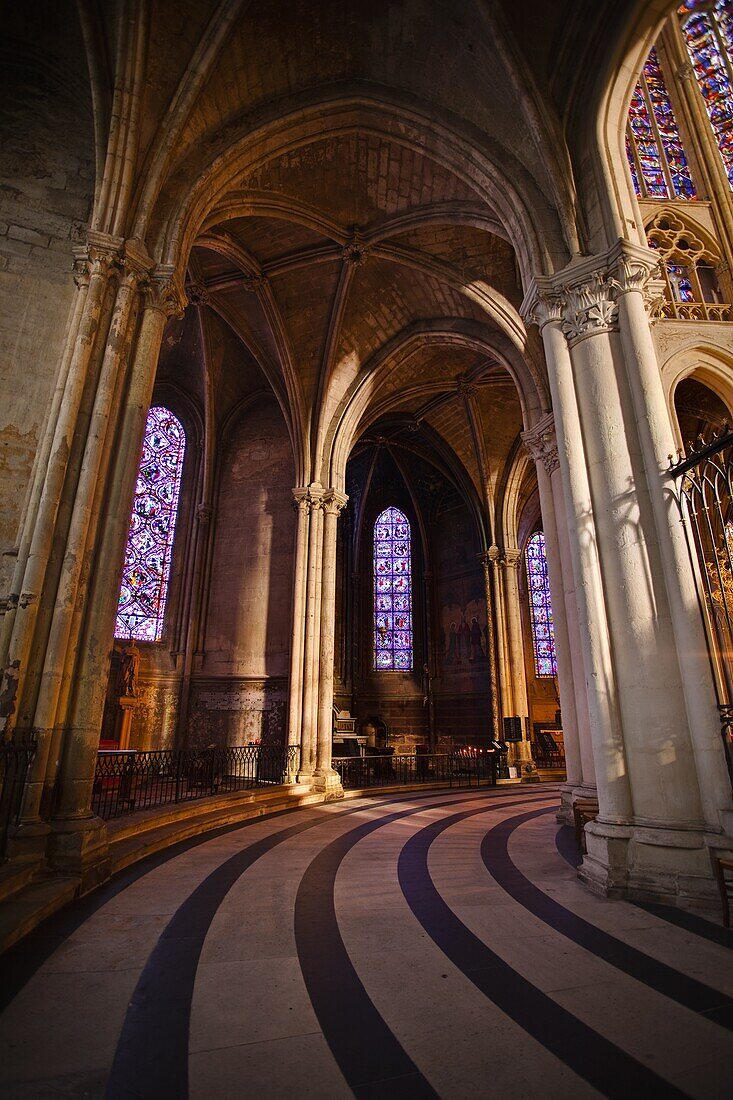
[521,238,733,900]
[0,231,184,883]
[287,483,348,795]
[479,547,537,776]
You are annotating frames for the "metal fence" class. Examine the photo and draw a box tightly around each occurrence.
[92,744,299,820]
[669,427,733,789]
[1,739,36,860]
[532,744,566,770]
[333,751,504,791]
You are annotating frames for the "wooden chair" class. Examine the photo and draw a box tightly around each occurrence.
[572,798,599,854]
[712,853,733,928]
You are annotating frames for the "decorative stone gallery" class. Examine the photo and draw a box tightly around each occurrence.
[1,0,733,977]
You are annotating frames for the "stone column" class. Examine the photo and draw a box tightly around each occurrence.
[48,271,184,882]
[524,246,728,903]
[502,548,538,780]
[522,414,582,815]
[488,544,513,720]
[522,286,633,842]
[0,234,120,740]
[298,483,324,780]
[286,489,310,782]
[20,254,148,837]
[478,552,501,742]
[613,243,732,830]
[314,489,348,795]
[549,466,596,795]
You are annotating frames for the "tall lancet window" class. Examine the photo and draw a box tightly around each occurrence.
[679,1,733,188]
[115,406,186,642]
[626,47,697,198]
[374,507,413,670]
[525,532,558,679]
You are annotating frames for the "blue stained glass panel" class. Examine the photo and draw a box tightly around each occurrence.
[681,1,733,188]
[627,47,696,198]
[373,507,413,670]
[525,531,558,679]
[115,407,185,642]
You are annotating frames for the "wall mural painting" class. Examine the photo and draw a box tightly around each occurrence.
[439,578,489,678]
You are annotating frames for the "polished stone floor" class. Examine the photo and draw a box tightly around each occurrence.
[1,786,732,1099]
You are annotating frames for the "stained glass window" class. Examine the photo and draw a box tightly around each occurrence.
[374,507,413,670]
[115,406,186,641]
[679,1,733,189]
[627,47,696,199]
[525,531,557,679]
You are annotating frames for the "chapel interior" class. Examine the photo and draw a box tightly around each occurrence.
[1,1,733,1097]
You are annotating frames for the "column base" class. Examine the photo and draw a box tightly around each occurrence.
[5,819,52,863]
[47,815,111,895]
[579,818,723,910]
[312,767,344,800]
[510,740,540,783]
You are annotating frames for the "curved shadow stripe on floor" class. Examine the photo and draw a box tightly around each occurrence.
[106,789,541,1099]
[554,824,733,952]
[293,791,551,1099]
[482,807,733,1028]
[398,803,693,1100]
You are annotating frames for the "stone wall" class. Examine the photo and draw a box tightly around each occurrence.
[0,2,94,596]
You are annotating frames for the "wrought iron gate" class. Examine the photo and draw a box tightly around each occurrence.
[669,427,733,789]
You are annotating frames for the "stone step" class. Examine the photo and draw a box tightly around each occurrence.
[0,872,77,956]
[108,786,324,874]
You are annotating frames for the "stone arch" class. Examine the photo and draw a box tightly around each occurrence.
[146,95,571,284]
[662,344,733,449]
[325,321,546,492]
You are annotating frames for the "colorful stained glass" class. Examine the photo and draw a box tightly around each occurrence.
[373,507,413,670]
[115,407,185,641]
[525,531,558,679]
[680,1,733,189]
[627,48,696,199]
[668,262,695,300]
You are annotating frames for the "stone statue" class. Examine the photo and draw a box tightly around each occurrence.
[119,641,140,698]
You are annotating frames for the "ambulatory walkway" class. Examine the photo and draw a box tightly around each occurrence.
[1,787,732,1099]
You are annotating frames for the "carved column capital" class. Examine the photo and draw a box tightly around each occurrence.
[145,265,188,318]
[503,547,522,570]
[196,504,212,526]
[522,412,560,477]
[520,286,564,330]
[73,230,124,284]
[524,240,667,341]
[292,487,310,515]
[322,488,349,516]
[558,270,618,344]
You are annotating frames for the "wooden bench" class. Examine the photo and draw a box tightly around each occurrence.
[712,853,733,928]
[572,798,599,854]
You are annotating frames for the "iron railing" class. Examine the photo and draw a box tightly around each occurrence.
[333,751,505,791]
[532,743,566,770]
[669,427,733,788]
[92,744,299,820]
[1,739,36,860]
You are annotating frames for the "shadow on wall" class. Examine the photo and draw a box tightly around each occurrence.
[191,398,295,747]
